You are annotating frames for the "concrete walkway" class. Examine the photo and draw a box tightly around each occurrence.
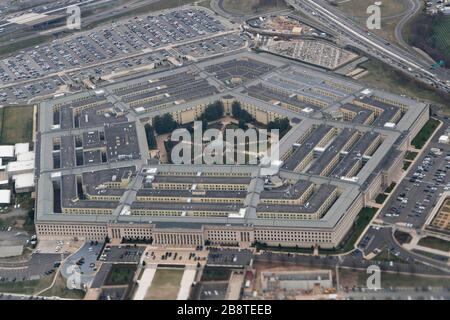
[177,267,197,300]
[133,265,157,300]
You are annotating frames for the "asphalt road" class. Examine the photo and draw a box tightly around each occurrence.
[254,249,448,277]
[393,0,431,62]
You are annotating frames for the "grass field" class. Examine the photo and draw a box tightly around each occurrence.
[384,182,396,194]
[0,105,34,144]
[222,0,286,15]
[403,161,412,171]
[337,0,408,44]
[373,249,406,263]
[405,151,418,161]
[201,266,233,282]
[375,193,388,204]
[360,59,450,107]
[337,0,407,19]
[411,118,440,149]
[145,268,184,300]
[394,230,412,245]
[40,272,85,299]
[417,236,450,253]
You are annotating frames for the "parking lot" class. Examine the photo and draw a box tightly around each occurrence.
[0,7,228,85]
[0,253,62,282]
[0,6,240,104]
[0,76,63,104]
[207,248,253,267]
[174,33,246,59]
[197,282,228,300]
[380,141,450,230]
[100,245,144,263]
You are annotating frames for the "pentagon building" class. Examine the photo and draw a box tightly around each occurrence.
[34,52,429,248]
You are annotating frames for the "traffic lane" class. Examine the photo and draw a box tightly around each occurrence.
[359,226,391,256]
[384,228,450,270]
[254,251,445,275]
[360,226,419,265]
[345,290,450,300]
[62,241,102,276]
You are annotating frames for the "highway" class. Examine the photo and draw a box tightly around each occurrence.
[254,248,449,277]
[286,0,450,94]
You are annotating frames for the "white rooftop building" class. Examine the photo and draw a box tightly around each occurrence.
[0,189,11,204]
[13,173,35,193]
[6,159,34,176]
[16,151,34,162]
[14,143,30,156]
[0,145,15,158]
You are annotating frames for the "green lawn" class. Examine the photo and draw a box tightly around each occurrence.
[411,118,440,149]
[405,151,418,161]
[201,266,232,282]
[394,230,412,245]
[403,161,412,171]
[417,236,450,252]
[0,105,34,144]
[375,193,388,204]
[40,272,85,299]
[384,182,396,194]
[104,264,137,286]
[145,268,184,300]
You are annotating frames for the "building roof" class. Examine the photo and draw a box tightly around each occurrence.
[14,143,30,156]
[13,173,35,190]
[0,190,11,204]
[6,160,34,174]
[0,145,15,158]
